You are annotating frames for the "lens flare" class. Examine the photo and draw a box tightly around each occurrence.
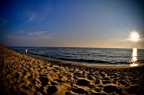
[129,31,140,42]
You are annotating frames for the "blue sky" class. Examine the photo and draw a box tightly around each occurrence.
[0,0,144,48]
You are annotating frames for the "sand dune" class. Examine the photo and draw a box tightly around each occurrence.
[0,47,144,95]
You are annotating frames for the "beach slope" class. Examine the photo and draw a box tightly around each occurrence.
[0,47,144,95]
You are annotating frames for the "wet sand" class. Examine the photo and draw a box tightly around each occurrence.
[0,47,144,95]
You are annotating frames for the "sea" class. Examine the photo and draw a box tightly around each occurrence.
[10,47,144,66]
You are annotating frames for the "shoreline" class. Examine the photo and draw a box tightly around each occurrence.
[24,51,144,69]
[0,47,144,95]
[10,47,144,65]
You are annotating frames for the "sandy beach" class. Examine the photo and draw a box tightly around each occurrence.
[0,47,144,95]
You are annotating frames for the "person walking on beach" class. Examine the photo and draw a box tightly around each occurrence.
[26,48,28,54]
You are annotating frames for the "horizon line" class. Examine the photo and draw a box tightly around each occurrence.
[6,45,144,49]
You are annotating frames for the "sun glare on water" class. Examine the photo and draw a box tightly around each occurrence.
[129,30,140,67]
[130,48,139,67]
[129,31,140,42]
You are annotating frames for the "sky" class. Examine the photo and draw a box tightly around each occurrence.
[0,0,144,48]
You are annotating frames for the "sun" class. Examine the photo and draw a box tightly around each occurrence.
[129,31,140,42]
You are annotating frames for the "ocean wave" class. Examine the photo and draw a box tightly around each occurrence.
[11,47,144,65]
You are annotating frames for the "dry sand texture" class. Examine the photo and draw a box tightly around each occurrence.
[0,47,144,95]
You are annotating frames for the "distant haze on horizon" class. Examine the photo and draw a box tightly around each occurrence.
[0,0,144,48]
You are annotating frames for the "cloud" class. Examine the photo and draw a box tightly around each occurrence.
[28,13,37,22]
[4,30,54,39]
[0,30,55,46]
[27,10,50,22]
[26,1,52,22]
[27,31,54,38]
[27,11,49,22]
